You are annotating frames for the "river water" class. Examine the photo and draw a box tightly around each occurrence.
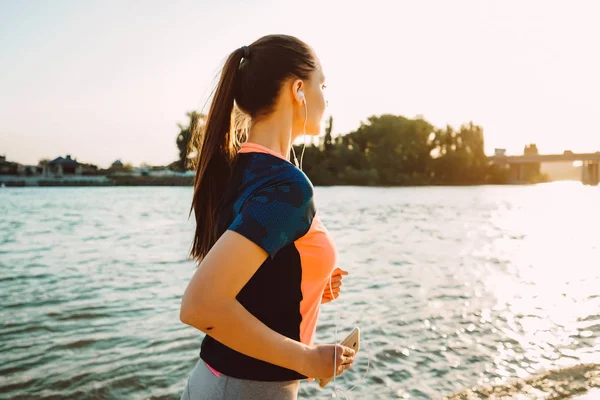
[1,183,599,399]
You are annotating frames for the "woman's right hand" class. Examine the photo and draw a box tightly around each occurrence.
[302,344,356,379]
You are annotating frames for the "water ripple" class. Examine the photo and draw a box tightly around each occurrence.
[0,184,599,399]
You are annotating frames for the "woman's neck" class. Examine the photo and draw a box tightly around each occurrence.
[247,109,299,161]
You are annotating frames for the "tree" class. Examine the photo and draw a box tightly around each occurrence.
[428,122,487,184]
[324,115,334,152]
[344,114,434,184]
[176,111,205,171]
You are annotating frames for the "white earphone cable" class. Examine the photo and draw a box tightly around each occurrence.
[328,276,371,399]
[291,93,308,170]
[300,99,307,170]
[326,223,423,398]
[291,90,372,396]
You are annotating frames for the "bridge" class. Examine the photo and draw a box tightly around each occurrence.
[488,151,600,186]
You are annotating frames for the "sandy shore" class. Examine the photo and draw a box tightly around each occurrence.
[445,364,600,400]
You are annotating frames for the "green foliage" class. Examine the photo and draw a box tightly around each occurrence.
[428,122,488,184]
[177,112,544,186]
[176,111,205,171]
[298,114,514,186]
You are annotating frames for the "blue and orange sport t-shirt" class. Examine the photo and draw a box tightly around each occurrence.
[199,141,338,381]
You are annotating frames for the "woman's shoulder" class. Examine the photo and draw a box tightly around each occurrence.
[255,167,314,208]
[240,153,314,197]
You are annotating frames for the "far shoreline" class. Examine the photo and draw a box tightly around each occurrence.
[1,177,584,189]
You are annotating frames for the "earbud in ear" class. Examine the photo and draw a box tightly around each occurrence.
[298,90,305,101]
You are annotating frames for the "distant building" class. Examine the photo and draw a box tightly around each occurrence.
[108,159,136,176]
[80,163,101,176]
[0,155,23,175]
[134,167,150,176]
[22,165,43,176]
[0,155,45,177]
[132,164,192,177]
[108,159,125,174]
[146,166,179,177]
[494,148,507,157]
[111,160,124,169]
[44,155,82,177]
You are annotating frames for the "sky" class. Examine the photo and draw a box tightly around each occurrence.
[1,0,599,168]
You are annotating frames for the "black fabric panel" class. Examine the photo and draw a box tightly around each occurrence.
[200,243,305,381]
[198,154,307,381]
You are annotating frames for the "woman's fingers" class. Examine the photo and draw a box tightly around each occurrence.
[342,355,354,365]
[329,280,343,288]
[323,274,344,303]
[326,281,342,292]
[336,362,353,376]
[332,268,349,277]
[332,345,355,376]
[340,345,355,356]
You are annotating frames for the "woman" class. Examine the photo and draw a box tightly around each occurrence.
[179,34,354,400]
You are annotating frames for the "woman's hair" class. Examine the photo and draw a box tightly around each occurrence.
[190,34,317,262]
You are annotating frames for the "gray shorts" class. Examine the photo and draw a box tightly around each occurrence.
[181,359,301,400]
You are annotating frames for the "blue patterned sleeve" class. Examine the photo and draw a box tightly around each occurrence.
[227,176,316,259]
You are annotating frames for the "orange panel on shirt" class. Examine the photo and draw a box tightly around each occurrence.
[296,211,337,346]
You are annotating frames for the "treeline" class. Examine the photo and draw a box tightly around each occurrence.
[176,112,546,186]
[295,114,506,186]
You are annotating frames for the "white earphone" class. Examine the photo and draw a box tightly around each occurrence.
[292,89,307,169]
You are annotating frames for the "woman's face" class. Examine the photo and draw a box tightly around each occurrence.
[297,60,327,136]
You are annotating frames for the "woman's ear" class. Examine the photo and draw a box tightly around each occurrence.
[292,79,304,105]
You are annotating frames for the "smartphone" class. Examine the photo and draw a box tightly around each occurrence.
[318,327,360,389]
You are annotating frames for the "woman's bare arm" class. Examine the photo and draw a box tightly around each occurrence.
[179,230,310,375]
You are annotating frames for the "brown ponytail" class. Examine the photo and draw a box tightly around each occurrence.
[190,35,316,262]
[190,48,245,261]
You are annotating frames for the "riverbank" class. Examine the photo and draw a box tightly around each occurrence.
[445,364,600,400]
[111,175,194,186]
[0,176,115,187]
[0,175,194,187]
[2,176,592,188]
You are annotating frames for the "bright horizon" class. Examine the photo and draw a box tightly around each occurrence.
[1,0,599,168]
